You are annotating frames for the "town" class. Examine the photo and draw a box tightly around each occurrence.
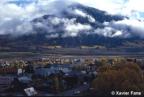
[0,55,144,96]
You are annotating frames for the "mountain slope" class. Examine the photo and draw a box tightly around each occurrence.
[0,3,144,52]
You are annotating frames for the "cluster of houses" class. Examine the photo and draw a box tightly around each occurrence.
[1,57,142,96]
[0,62,97,96]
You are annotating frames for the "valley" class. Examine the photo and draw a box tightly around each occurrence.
[1,47,144,59]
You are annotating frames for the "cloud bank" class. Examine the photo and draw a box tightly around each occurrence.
[0,0,73,36]
[74,0,144,20]
[0,0,144,39]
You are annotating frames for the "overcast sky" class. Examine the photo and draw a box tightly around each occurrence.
[74,0,144,20]
[0,0,144,37]
[0,0,143,21]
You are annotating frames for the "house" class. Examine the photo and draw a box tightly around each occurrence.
[24,87,37,96]
[18,76,32,84]
[10,76,33,92]
[36,64,72,77]
[0,61,10,67]
[49,64,72,73]
[35,68,55,77]
[0,76,15,92]
[0,67,17,74]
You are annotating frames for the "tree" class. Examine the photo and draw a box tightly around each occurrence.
[53,75,60,93]
[91,62,144,96]
[25,64,34,73]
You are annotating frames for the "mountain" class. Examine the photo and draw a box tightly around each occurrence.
[0,3,144,52]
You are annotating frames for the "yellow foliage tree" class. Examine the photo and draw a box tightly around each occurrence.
[91,62,144,96]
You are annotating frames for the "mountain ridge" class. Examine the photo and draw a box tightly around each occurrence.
[0,3,144,52]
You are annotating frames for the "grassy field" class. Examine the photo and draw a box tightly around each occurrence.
[0,52,41,59]
[1,48,144,59]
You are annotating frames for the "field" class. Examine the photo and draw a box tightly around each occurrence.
[1,48,144,59]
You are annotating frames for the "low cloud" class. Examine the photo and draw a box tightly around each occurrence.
[0,0,144,39]
[0,0,73,36]
[33,17,92,38]
[73,0,144,20]
[110,19,144,38]
[73,9,95,23]
[93,27,123,38]
[95,19,144,38]
[64,21,92,37]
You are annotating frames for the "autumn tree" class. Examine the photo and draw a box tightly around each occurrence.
[91,62,144,96]
[53,76,60,93]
